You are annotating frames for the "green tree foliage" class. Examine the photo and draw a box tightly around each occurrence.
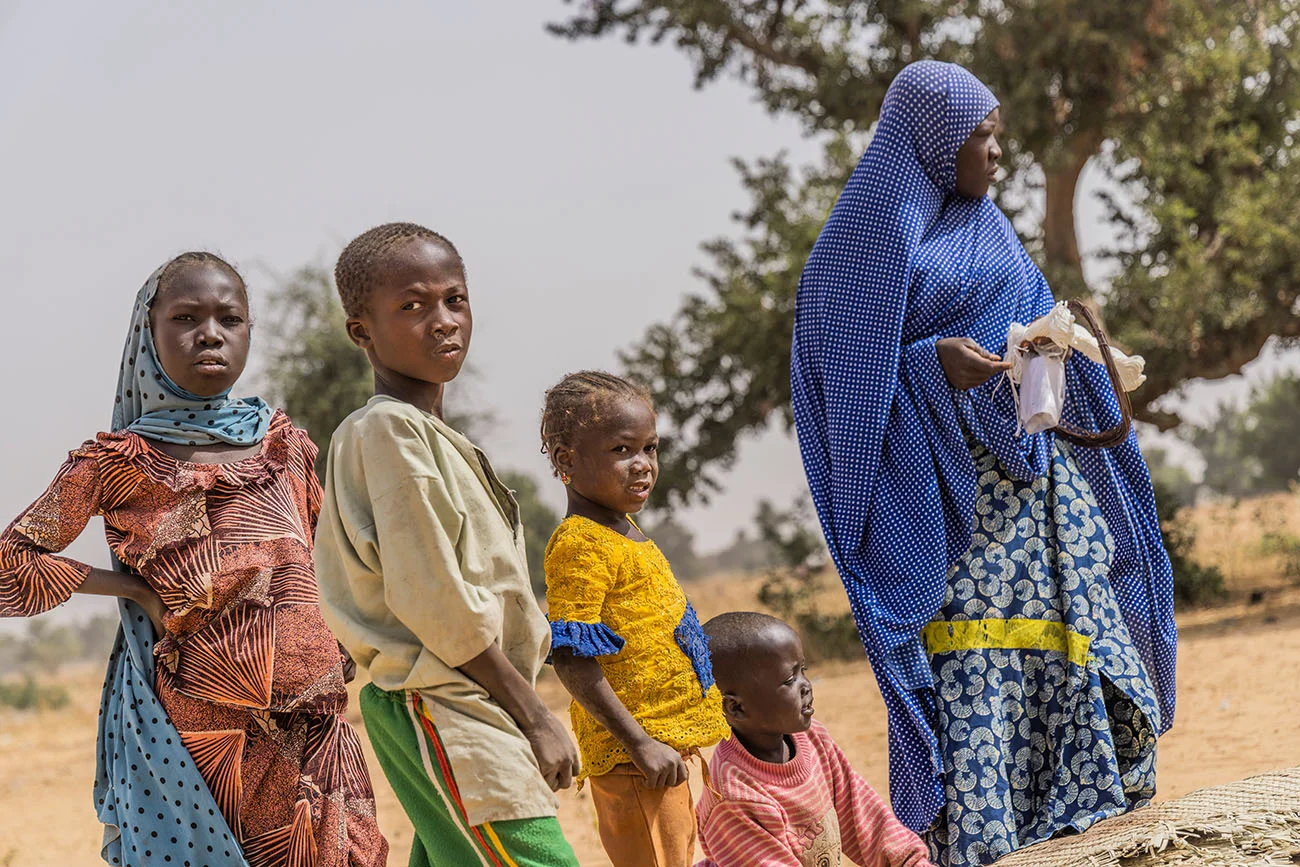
[1260,529,1300,580]
[262,267,373,476]
[551,0,1300,505]
[500,470,564,596]
[0,676,69,711]
[260,266,561,594]
[1,614,120,674]
[1188,372,1300,497]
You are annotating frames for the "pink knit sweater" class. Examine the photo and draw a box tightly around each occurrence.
[696,720,934,866]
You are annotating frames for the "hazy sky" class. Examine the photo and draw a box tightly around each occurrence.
[0,1,1292,628]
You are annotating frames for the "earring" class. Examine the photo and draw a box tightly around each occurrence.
[560,473,572,486]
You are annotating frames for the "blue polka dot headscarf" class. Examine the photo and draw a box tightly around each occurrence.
[91,260,258,865]
[791,61,1176,831]
[112,264,271,446]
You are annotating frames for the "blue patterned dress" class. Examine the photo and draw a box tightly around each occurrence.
[923,443,1160,865]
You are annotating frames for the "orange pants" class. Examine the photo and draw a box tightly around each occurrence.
[588,763,697,867]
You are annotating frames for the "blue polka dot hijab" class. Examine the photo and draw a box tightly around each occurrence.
[112,264,271,446]
[91,259,253,865]
[791,61,1176,831]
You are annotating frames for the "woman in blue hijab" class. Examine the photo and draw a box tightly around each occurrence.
[791,61,1176,865]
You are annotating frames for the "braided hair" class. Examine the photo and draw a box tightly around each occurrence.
[157,251,246,301]
[540,370,654,477]
[334,222,463,317]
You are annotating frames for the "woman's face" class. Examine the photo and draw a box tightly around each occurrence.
[955,107,1002,199]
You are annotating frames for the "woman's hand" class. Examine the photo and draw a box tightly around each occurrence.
[937,337,1013,389]
[75,567,169,635]
[521,713,581,791]
[628,737,688,789]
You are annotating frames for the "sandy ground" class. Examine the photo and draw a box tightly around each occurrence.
[3,493,1299,866]
[4,598,1299,866]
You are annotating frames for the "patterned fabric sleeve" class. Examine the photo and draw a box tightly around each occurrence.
[0,447,102,617]
[821,729,935,867]
[296,425,325,537]
[697,800,802,866]
[549,618,625,657]
[544,522,625,657]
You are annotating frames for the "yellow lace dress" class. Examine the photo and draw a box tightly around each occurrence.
[544,515,728,782]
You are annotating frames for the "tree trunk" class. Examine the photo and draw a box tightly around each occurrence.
[1041,143,1094,300]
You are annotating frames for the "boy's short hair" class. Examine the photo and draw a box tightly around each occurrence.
[334,222,462,317]
[704,611,795,689]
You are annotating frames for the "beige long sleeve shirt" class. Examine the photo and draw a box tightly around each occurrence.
[314,395,556,825]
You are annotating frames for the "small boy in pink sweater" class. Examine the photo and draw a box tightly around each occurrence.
[697,612,934,867]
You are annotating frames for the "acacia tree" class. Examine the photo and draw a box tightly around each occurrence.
[551,0,1300,504]
[1190,372,1300,496]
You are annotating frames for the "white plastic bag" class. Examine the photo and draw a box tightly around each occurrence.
[1002,301,1148,436]
[1018,351,1066,434]
[1006,302,1147,392]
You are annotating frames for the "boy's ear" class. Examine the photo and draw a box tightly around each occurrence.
[346,318,372,350]
[721,692,744,723]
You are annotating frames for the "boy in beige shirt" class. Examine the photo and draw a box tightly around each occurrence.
[314,222,580,866]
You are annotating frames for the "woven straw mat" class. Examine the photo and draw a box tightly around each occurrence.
[993,766,1300,866]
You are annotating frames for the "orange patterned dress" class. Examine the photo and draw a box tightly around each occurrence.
[0,411,387,867]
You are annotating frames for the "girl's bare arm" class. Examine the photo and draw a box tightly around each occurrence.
[551,648,688,788]
[76,567,168,631]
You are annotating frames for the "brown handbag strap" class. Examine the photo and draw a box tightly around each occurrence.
[1050,299,1134,449]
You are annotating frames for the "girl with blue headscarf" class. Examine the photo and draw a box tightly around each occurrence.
[791,62,1176,865]
[0,253,387,867]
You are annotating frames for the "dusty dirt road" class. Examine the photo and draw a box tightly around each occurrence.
[3,588,1298,866]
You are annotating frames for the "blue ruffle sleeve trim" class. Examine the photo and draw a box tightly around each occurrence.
[674,603,716,696]
[550,619,627,658]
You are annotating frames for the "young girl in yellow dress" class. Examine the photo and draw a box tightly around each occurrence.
[540,371,728,867]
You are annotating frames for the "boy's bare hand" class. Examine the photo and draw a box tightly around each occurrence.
[629,738,688,789]
[937,337,1013,389]
[524,714,580,791]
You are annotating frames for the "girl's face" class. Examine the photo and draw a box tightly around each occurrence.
[955,107,1003,199]
[150,263,251,397]
[558,397,659,515]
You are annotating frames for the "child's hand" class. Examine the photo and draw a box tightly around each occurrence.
[338,642,357,684]
[135,584,169,637]
[523,714,581,791]
[630,738,688,789]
